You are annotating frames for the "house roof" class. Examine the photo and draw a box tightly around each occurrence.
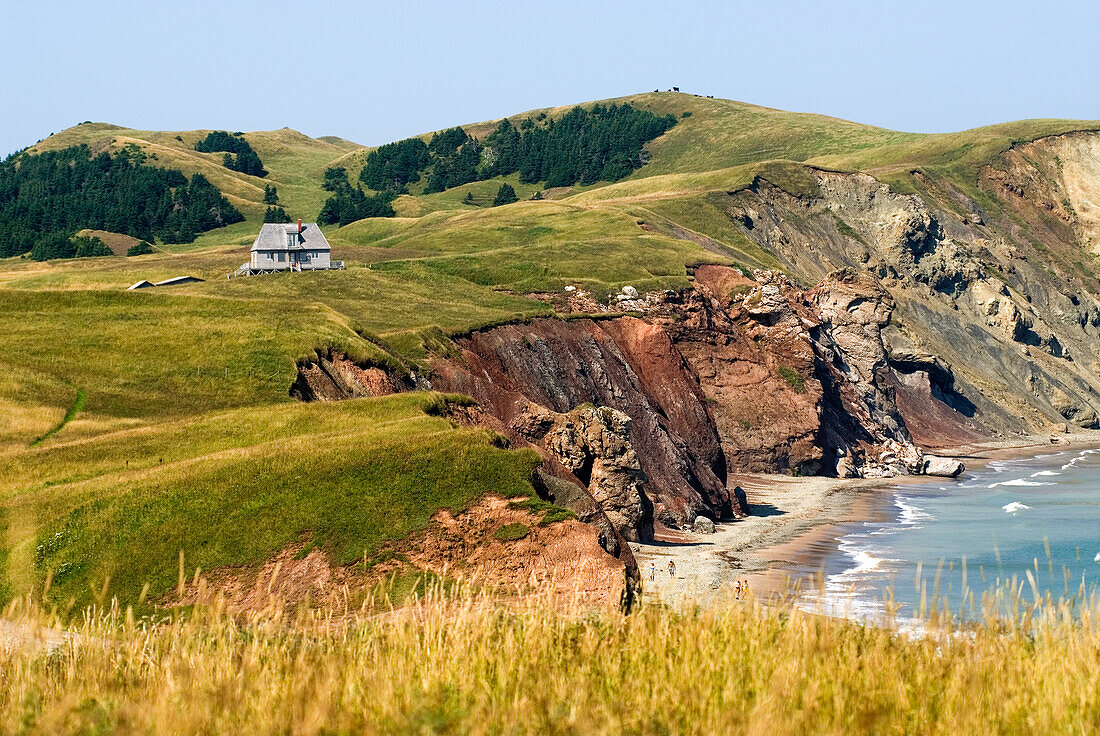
[251,223,331,252]
[127,280,154,290]
[154,276,205,286]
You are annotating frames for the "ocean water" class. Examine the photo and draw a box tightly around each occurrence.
[798,446,1100,626]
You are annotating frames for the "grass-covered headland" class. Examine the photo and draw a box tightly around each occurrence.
[4,589,1100,735]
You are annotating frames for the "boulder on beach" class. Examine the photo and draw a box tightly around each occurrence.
[693,516,716,534]
[922,456,964,478]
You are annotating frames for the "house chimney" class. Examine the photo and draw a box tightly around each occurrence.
[297,219,302,233]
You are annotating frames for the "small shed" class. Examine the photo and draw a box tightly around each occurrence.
[154,276,205,286]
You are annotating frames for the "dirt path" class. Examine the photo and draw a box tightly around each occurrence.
[631,474,888,607]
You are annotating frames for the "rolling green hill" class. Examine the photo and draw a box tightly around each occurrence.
[4,91,1100,610]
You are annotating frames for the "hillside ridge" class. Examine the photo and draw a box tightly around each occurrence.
[4,92,1100,611]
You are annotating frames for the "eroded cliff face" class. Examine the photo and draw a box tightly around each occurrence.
[290,349,414,401]
[430,316,732,533]
[429,263,952,537]
[290,131,1100,570]
[718,143,1100,437]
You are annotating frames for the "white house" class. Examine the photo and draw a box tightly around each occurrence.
[230,220,344,277]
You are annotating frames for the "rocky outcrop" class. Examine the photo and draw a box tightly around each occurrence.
[662,266,929,479]
[514,403,654,542]
[431,264,966,533]
[660,268,828,475]
[430,316,734,529]
[721,159,1100,435]
[692,517,716,534]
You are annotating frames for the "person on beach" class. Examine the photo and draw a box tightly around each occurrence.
[734,580,742,600]
[741,578,750,599]
[668,560,676,578]
[650,563,656,582]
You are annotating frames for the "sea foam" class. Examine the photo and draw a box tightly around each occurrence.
[988,479,1052,488]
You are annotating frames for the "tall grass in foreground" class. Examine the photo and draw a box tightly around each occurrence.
[2,585,1100,735]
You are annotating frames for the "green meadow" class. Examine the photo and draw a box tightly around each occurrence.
[2,91,1097,608]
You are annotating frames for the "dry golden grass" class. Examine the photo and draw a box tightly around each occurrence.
[3,584,1100,735]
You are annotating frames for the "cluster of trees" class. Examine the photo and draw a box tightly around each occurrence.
[486,104,678,186]
[264,206,291,223]
[194,131,267,177]
[424,128,482,193]
[261,184,290,221]
[29,233,112,261]
[358,138,429,191]
[317,167,396,226]
[354,104,677,204]
[0,144,244,258]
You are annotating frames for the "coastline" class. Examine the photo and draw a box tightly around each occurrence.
[631,431,1100,608]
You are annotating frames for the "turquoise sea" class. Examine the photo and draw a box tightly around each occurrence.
[799,446,1100,626]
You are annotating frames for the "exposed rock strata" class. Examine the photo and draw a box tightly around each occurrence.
[431,265,961,533]
[430,315,733,530]
[721,155,1100,434]
[290,349,411,401]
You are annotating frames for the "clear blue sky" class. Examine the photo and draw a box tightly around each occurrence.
[2,0,1097,156]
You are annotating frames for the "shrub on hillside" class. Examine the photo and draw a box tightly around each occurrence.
[127,241,155,256]
[493,183,518,207]
[494,523,529,542]
[777,365,806,393]
[195,131,267,177]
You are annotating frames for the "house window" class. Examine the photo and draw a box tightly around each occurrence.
[277,253,284,263]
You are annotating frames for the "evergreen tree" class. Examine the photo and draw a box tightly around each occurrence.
[30,233,77,261]
[263,184,279,204]
[428,127,470,156]
[318,167,397,225]
[483,119,522,177]
[463,192,475,205]
[322,167,347,192]
[264,206,292,223]
[359,138,430,191]
[493,183,518,206]
[72,235,112,257]
[424,140,482,193]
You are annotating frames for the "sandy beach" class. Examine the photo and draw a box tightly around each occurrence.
[631,432,1100,608]
[631,474,894,607]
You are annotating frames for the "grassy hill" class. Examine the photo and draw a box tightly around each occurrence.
[30,124,363,224]
[4,92,1100,608]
